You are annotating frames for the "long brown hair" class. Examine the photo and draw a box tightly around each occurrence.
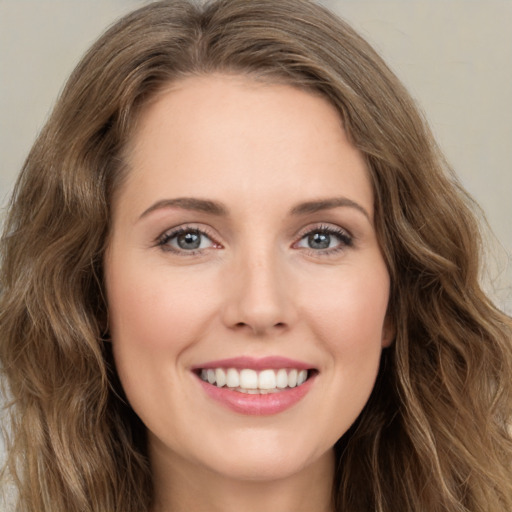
[1,1,511,510]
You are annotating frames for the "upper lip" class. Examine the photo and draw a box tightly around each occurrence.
[191,356,314,371]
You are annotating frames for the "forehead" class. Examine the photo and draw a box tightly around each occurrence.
[116,73,373,221]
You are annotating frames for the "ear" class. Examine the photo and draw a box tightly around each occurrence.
[381,315,395,348]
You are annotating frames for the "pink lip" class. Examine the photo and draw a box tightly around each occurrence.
[196,375,316,415]
[191,356,312,371]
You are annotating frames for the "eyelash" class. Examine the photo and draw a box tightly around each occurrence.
[295,224,354,256]
[157,225,219,255]
[156,224,354,256]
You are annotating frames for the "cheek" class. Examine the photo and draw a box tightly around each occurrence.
[304,264,390,350]
[105,259,215,396]
[107,261,216,352]
[105,260,219,430]
[301,264,389,416]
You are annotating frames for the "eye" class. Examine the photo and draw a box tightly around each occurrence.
[295,225,353,253]
[157,227,219,254]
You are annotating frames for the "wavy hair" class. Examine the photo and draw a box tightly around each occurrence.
[1,1,511,510]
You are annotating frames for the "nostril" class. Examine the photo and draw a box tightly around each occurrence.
[233,321,287,334]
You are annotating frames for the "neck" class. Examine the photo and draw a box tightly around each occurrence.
[150,444,335,512]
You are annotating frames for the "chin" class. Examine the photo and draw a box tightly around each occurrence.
[196,433,332,483]
[210,455,312,482]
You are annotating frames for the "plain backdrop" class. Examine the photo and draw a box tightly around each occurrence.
[0,0,511,315]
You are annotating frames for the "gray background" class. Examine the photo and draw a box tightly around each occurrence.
[1,0,511,313]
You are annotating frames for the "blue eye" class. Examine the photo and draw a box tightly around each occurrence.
[158,228,216,253]
[296,226,353,252]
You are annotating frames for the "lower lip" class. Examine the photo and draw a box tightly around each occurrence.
[196,374,315,415]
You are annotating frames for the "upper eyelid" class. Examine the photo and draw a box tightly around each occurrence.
[158,224,217,242]
[295,222,353,240]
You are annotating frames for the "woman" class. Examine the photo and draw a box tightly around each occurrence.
[1,0,511,511]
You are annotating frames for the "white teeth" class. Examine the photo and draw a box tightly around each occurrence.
[288,369,298,388]
[239,369,258,389]
[297,369,307,385]
[198,367,311,391]
[215,368,226,387]
[258,369,276,390]
[276,369,288,389]
[226,368,240,388]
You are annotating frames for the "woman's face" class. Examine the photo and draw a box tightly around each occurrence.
[105,74,393,483]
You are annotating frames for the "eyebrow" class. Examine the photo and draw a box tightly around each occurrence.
[139,197,228,219]
[138,196,370,221]
[290,197,371,221]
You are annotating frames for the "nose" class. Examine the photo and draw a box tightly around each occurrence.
[221,249,297,336]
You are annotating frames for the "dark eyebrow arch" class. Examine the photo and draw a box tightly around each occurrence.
[139,197,228,219]
[290,197,371,221]
[139,196,370,222]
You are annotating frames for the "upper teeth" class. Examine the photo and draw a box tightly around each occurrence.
[200,368,309,392]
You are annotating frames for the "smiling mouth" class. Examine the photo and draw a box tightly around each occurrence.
[196,367,316,394]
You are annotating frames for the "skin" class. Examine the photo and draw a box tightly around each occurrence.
[105,74,394,512]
